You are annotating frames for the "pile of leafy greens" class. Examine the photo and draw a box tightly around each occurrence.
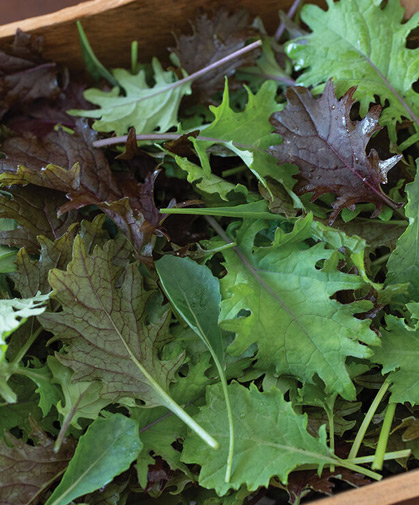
[1,0,419,503]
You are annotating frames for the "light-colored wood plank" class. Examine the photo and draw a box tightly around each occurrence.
[311,469,419,505]
[0,0,322,71]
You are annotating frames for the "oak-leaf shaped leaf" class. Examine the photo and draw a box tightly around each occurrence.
[0,418,75,505]
[38,236,184,405]
[269,80,401,224]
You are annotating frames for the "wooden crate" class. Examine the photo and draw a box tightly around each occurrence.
[1,1,419,504]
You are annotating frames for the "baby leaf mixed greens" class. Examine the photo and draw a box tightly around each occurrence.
[0,0,418,503]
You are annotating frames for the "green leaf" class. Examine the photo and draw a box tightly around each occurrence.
[70,58,192,135]
[39,236,218,448]
[48,356,110,429]
[191,80,297,197]
[386,175,419,301]
[156,256,225,366]
[219,216,379,400]
[160,200,286,220]
[181,382,336,495]
[155,256,233,481]
[45,414,142,505]
[286,0,419,142]
[374,315,419,404]
[76,21,119,87]
[166,151,249,202]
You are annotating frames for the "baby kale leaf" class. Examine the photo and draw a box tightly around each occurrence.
[269,80,401,223]
[386,174,419,301]
[70,59,191,135]
[182,382,335,495]
[285,0,419,143]
[219,216,379,400]
[0,188,77,253]
[38,237,183,404]
[374,315,419,405]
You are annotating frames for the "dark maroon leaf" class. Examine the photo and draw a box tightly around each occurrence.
[6,80,92,137]
[170,9,258,103]
[269,80,402,223]
[285,468,370,504]
[0,121,163,255]
[0,418,75,505]
[0,30,60,120]
[0,187,78,253]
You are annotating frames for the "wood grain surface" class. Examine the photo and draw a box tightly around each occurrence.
[0,0,323,71]
[312,469,419,505]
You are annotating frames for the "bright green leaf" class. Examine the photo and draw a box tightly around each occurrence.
[219,216,379,400]
[45,414,142,505]
[70,58,191,135]
[386,174,419,301]
[374,315,419,405]
[181,382,335,495]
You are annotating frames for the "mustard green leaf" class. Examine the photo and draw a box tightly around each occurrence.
[386,175,419,301]
[285,0,419,142]
[181,382,336,495]
[38,236,217,448]
[374,315,419,405]
[219,216,379,400]
[70,58,192,135]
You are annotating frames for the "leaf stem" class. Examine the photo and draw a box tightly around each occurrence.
[325,406,335,472]
[348,379,391,460]
[9,324,43,367]
[93,132,255,150]
[348,449,410,465]
[372,402,397,471]
[275,0,303,40]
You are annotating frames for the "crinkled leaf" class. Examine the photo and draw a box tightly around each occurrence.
[131,406,190,486]
[45,414,141,505]
[0,30,59,120]
[70,58,191,135]
[219,216,378,400]
[285,0,419,142]
[181,382,335,495]
[39,236,183,405]
[386,175,419,301]
[13,215,131,298]
[191,81,289,196]
[171,9,257,103]
[269,80,401,223]
[0,122,161,254]
[0,187,78,253]
[374,315,419,405]
[0,121,122,213]
[0,419,75,505]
